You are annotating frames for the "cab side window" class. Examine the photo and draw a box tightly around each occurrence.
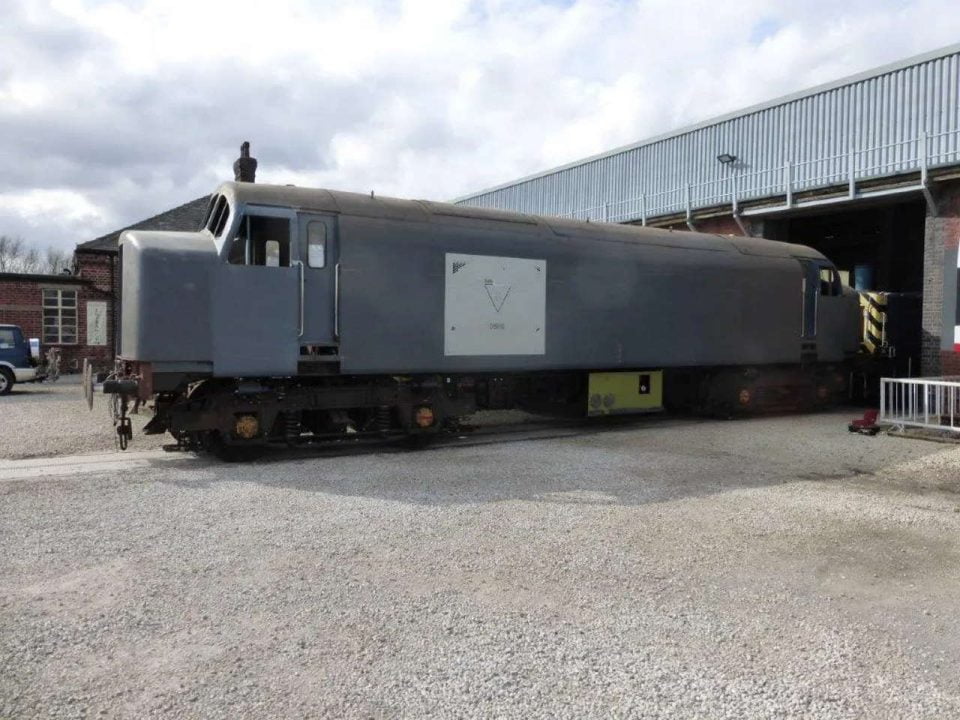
[228,215,291,266]
[819,267,841,296]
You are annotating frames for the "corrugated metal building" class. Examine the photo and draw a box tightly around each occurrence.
[455,44,960,376]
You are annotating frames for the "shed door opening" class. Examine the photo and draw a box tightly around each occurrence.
[779,199,923,375]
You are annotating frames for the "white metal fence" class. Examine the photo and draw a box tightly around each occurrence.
[879,377,960,433]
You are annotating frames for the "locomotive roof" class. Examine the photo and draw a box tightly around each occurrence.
[218,181,826,262]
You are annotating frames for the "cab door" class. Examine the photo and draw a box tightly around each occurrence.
[799,258,844,361]
[298,213,339,347]
[213,206,299,377]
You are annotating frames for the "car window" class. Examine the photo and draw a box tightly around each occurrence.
[0,328,15,349]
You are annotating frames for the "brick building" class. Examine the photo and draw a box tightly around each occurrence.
[0,271,110,372]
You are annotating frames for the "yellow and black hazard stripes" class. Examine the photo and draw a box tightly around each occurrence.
[859,292,887,354]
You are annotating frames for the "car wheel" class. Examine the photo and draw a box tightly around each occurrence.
[0,367,14,395]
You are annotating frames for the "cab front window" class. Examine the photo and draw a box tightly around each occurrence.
[206,194,232,237]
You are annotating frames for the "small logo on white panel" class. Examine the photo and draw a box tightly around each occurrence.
[483,279,511,313]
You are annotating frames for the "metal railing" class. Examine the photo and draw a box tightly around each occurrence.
[879,377,960,433]
[554,128,960,225]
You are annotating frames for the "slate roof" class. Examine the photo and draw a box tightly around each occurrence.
[76,195,212,253]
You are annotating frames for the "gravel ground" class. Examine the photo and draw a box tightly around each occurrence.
[0,377,167,459]
[1,409,960,718]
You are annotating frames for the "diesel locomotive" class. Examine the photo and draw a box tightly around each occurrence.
[96,181,860,453]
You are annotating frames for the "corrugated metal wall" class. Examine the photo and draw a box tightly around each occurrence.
[456,48,960,222]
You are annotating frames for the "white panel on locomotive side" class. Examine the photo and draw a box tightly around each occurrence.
[444,253,546,356]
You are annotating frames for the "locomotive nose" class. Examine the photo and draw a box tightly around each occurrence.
[119,229,218,364]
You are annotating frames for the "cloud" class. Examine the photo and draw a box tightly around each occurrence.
[0,0,958,251]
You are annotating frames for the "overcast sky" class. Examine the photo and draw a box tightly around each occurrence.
[1,0,959,252]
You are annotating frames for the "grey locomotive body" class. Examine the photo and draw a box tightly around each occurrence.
[106,181,859,451]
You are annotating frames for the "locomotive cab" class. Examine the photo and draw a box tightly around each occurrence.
[800,258,860,362]
[116,186,343,399]
[212,191,341,363]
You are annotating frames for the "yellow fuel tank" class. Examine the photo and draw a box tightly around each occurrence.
[587,371,663,416]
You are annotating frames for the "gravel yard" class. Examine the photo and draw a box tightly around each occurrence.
[1,403,959,718]
[1,377,167,459]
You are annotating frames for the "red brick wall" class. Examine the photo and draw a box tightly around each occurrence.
[921,181,960,376]
[941,351,960,376]
[74,251,119,363]
[76,253,115,294]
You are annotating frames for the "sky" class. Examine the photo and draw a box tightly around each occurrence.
[1,0,959,252]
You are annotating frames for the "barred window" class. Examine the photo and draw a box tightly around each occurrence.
[42,289,77,344]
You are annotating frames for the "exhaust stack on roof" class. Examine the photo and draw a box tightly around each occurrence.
[233,141,257,183]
